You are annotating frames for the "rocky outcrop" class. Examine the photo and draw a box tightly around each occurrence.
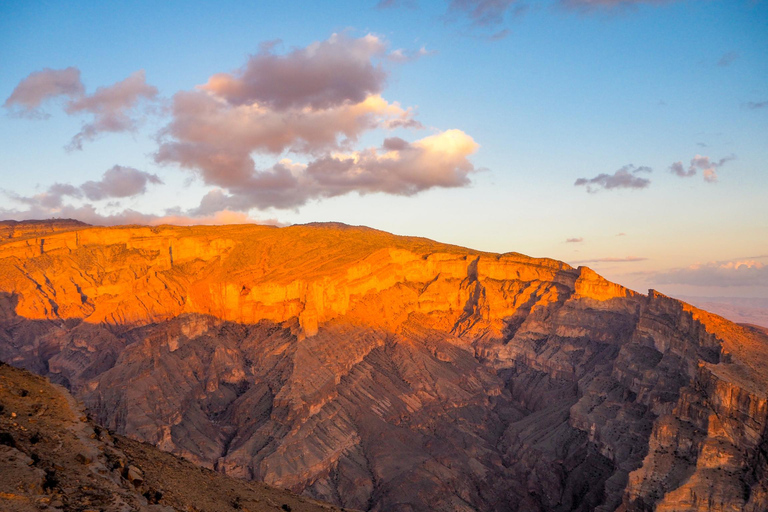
[0,221,766,511]
[0,360,348,512]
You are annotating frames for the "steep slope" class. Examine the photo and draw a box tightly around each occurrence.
[0,221,766,511]
[0,360,350,512]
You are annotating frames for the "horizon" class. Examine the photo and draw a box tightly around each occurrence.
[1,0,766,305]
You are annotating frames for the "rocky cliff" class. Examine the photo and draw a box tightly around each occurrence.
[0,360,349,512]
[0,221,766,511]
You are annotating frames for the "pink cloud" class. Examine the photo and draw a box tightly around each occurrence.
[3,67,84,117]
[65,70,158,150]
[679,154,736,183]
[572,256,648,263]
[3,67,158,148]
[654,257,768,288]
[155,34,476,210]
[575,164,652,193]
[200,33,387,110]
[188,130,479,210]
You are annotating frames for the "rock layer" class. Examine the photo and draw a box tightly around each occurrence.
[0,221,766,511]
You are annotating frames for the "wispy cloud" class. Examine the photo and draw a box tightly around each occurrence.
[572,256,648,263]
[376,0,418,9]
[566,237,583,243]
[560,0,679,11]
[64,71,158,150]
[717,51,739,67]
[653,257,768,287]
[448,0,523,26]
[575,164,651,193]
[746,100,767,110]
[671,154,736,183]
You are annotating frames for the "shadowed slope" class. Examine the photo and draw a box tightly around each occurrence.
[0,221,766,511]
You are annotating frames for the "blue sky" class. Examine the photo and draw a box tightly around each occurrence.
[1,0,767,301]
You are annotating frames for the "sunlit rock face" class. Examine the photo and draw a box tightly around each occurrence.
[0,221,766,512]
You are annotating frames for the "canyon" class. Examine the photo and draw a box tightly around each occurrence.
[0,220,766,511]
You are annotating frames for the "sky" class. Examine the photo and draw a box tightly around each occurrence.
[1,0,767,304]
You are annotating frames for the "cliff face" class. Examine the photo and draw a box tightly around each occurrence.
[0,222,766,511]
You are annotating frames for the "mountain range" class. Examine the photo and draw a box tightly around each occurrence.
[0,219,766,511]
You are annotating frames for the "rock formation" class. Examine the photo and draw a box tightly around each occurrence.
[0,221,766,511]
[0,360,349,511]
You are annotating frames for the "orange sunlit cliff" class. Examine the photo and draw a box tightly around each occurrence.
[0,220,766,512]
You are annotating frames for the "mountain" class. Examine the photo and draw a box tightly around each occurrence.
[0,360,349,512]
[0,221,766,511]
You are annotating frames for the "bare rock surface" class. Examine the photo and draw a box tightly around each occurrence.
[0,221,767,511]
[0,360,351,512]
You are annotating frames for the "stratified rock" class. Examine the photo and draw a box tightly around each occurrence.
[0,361,350,512]
[0,221,766,512]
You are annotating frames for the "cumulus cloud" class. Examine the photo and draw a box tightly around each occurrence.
[156,33,476,210]
[0,165,276,227]
[575,164,651,193]
[200,33,387,110]
[79,165,163,200]
[566,237,583,243]
[6,166,162,209]
[188,130,479,210]
[3,67,158,149]
[654,258,768,288]
[3,67,85,117]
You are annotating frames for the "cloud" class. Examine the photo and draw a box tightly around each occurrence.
[79,165,163,200]
[654,257,768,288]
[560,0,678,10]
[575,164,651,193]
[387,46,437,63]
[566,237,583,243]
[0,203,273,227]
[572,256,648,263]
[65,70,158,150]
[6,166,162,209]
[448,0,521,26]
[156,33,475,210]
[687,154,735,183]
[746,101,767,109]
[189,130,479,210]
[4,67,158,149]
[3,67,85,117]
[376,0,418,8]
[717,51,739,67]
[668,161,695,178]
[200,33,387,111]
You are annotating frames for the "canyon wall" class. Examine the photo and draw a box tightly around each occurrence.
[0,221,766,511]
